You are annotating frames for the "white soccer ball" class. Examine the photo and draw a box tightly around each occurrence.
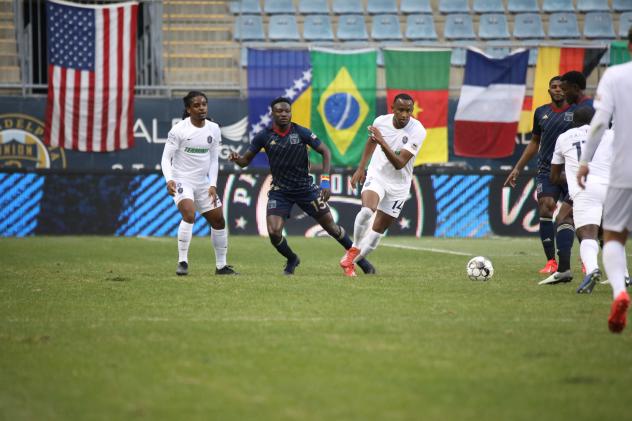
[466,256,494,281]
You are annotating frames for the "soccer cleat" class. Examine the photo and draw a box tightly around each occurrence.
[357,258,376,275]
[577,269,601,294]
[626,276,631,288]
[342,264,357,277]
[538,270,573,285]
[215,265,238,275]
[608,291,630,334]
[176,261,188,276]
[340,247,360,277]
[538,259,558,274]
[283,256,300,275]
[581,263,586,274]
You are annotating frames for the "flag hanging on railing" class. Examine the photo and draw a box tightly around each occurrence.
[44,0,138,152]
[610,41,631,65]
[454,48,529,158]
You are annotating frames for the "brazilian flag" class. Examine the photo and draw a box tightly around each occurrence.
[310,48,376,167]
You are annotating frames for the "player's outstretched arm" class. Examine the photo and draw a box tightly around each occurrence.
[229,150,257,168]
[350,133,378,188]
[313,142,332,202]
[503,135,540,187]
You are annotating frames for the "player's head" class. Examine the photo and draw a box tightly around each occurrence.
[547,76,564,104]
[572,106,594,127]
[391,93,414,129]
[270,97,292,127]
[560,71,586,104]
[182,91,208,121]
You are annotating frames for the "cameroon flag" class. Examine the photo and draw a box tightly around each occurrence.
[384,49,450,165]
[610,41,631,65]
[310,48,377,167]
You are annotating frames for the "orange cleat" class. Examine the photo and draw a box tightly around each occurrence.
[608,291,630,334]
[539,259,558,274]
[340,247,360,277]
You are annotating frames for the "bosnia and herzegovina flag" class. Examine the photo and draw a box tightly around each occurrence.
[383,49,450,165]
[310,48,376,167]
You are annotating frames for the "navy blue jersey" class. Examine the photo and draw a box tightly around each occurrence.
[533,97,593,174]
[249,123,322,192]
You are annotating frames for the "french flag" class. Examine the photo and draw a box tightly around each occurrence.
[454,48,529,158]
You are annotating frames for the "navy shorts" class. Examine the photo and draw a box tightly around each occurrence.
[267,185,330,219]
[536,172,570,202]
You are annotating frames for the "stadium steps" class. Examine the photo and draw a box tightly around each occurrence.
[0,1,19,84]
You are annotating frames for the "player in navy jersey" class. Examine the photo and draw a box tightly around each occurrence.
[229,97,375,276]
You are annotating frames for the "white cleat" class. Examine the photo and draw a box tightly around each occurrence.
[538,270,573,285]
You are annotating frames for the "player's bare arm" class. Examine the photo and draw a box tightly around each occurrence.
[369,125,413,170]
[350,133,378,188]
[549,163,564,185]
[166,180,177,196]
[313,142,332,202]
[229,149,257,168]
[208,185,217,203]
[504,134,540,187]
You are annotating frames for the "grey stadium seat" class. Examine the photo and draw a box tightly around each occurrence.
[508,0,540,13]
[337,14,369,41]
[405,14,438,40]
[542,0,574,12]
[401,0,433,14]
[303,15,335,41]
[229,0,262,14]
[577,0,610,12]
[478,13,511,39]
[613,0,632,11]
[367,0,398,14]
[234,15,265,41]
[619,12,632,37]
[473,0,505,14]
[371,14,403,41]
[513,13,546,39]
[548,12,581,38]
[439,0,470,14]
[333,0,364,14]
[298,0,329,14]
[444,13,476,39]
[583,12,615,38]
[268,14,300,41]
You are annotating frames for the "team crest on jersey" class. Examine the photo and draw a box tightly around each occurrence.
[289,133,300,145]
[402,136,408,144]
[564,112,573,122]
[207,136,213,144]
[267,200,277,209]
[177,182,183,194]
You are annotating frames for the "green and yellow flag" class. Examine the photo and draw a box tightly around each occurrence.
[310,48,376,167]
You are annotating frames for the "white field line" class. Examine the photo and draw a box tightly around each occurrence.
[382,243,471,256]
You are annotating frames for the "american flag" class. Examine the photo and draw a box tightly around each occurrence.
[45,0,138,152]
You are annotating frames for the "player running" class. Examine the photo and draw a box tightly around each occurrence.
[161,91,237,276]
[340,93,427,277]
[229,97,375,276]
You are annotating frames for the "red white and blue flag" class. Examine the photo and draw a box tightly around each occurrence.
[44,0,138,152]
[454,48,529,158]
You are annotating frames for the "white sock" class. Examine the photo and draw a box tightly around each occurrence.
[580,239,600,274]
[355,229,384,261]
[211,228,228,269]
[353,207,374,247]
[603,241,627,298]
[178,220,193,263]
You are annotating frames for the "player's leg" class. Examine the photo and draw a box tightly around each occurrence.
[197,188,236,275]
[175,189,196,276]
[576,224,601,293]
[353,210,396,262]
[266,191,300,275]
[353,189,381,246]
[574,186,605,293]
[536,173,559,273]
[539,200,574,285]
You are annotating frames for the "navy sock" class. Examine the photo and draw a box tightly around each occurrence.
[335,226,372,271]
[271,237,297,261]
[556,223,575,272]
[539,218,556,260]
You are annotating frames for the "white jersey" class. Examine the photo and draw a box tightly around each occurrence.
[593,61,632,188]
[161,118,221,188]
[366,114,426,191]
[552,125,613,199]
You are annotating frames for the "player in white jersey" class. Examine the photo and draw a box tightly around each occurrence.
[577,28,632,333]
[161,91,236,276]
[340,93,427,277]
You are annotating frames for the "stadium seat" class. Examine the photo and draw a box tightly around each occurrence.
[484,43,511,58]
[333,0,364,14]
[405,14,438,40]
[577,0,610,12]
[439,0,470,14]
[583,12,615,38]
[478,13,510,39]
[264,0,294,14]
[451,41,472,65]
[507,0,540,13]
[234,15,265,41]
[303,15,335,41]
[401,0,433,14]
[367,0,398,14]
[519,40,541,65]
[337,14,369,41]
[371,14,403,41]
[613,0,632,11]
[619,11,632,37]
[229,0,262,14]
[444,14,476,39]
[268,14,300,41]
[473,0,505,14]
[542,0,574,12]
[548,12,580,38]
[513,13,546,39]
[298,0,330,14]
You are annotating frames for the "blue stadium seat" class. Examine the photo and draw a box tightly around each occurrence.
[548,12,580,38]
[405,14,438,40]
[444,14,476,39]
[513,13,545,39]
[298,0,329,14]
[371,14,403,40]
[401,0,433,13]
[507,0,540,13]
[577,0,610,12]
[333,0,364,14]
[519,40,541,65]
[542,0,574,12]
[473,0,505,13]
[234,15,265,41]
[478,13,510,39]
[613,0,632,11]
[583,12,615,38]
[268,14,300,41]
[229,0,262,14]
[439,0,470,14]
[484,43,511,58]
[367,0,398,14]
[451,41,472,66]
[337,14,369,40]
[619,11,632,36]
[263,0,294,14]
[303,15,335,41]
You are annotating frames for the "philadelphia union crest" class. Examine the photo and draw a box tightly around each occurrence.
[0,114,66,169]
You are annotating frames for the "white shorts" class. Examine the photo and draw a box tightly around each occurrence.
[361,175,409,218]
[573,182,607,229]
[603,187,632,232]
[173,182,221,214]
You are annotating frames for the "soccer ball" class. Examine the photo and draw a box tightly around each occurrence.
[466,256,494,281]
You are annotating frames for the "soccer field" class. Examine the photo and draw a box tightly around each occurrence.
[1,236,631,420]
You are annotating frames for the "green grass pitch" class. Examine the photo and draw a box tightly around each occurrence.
[1,236,632,420]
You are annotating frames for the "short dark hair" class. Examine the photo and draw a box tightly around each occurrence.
[270,97,291,108]
[393,93,414,103]
[572,106,594,127]
[182,90,207,119]
[560,71,586,90]
[549,75,561,86]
